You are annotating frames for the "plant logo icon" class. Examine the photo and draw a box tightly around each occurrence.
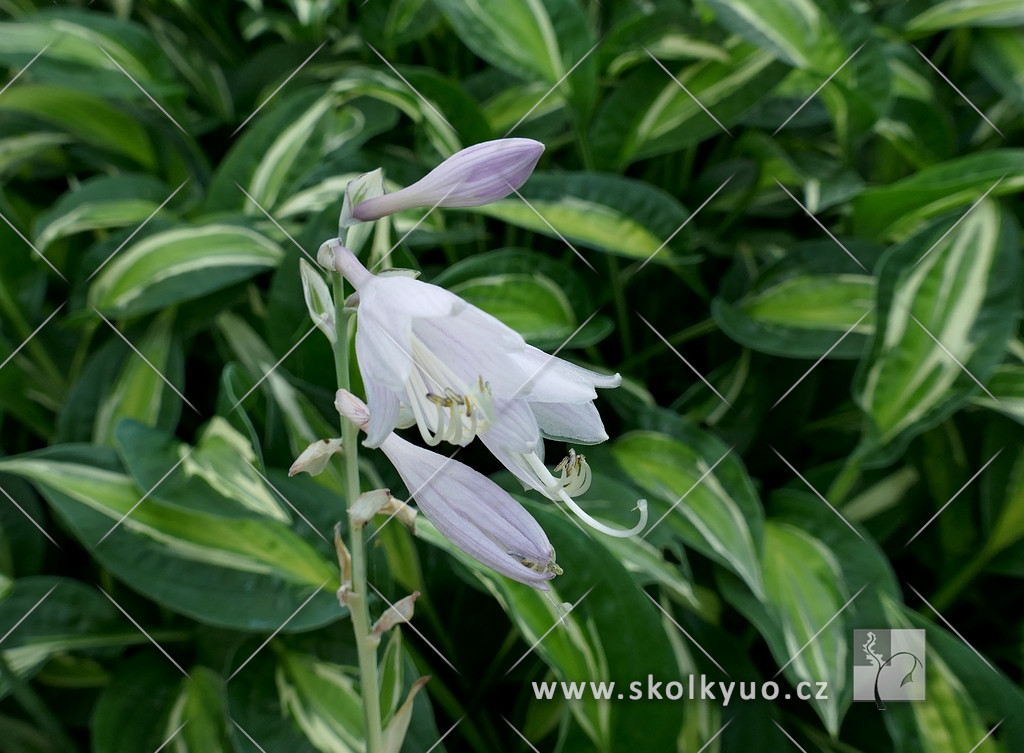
[852,629,926,708]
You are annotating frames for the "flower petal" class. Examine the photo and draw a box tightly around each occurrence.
[413,306,528,391]
[363,380,402,448]
[488,395,542,453]
[531,400,610,444]
[513,346,622,403]
[355,309,413,391]
[364,276,461,319]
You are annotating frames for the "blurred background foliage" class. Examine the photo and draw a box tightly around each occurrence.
[0,0,1022,751]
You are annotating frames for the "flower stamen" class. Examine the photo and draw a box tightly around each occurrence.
[553,449,592,497]
[522,451,647,538]
[511,552,564,576]
[411,379,494,447]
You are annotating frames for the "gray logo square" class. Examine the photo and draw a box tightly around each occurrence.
[853,629,926,707]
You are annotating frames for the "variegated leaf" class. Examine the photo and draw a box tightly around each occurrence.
[592,41,788,167]
[276,649,364,753]
[467,172,697,263]
[93,309,182,445]
[714,274,875,359]
[612,431,764,598]
[0,447,339,631]
[719,523,849,736]
[855,201,1019,458]
[89,224,284,317]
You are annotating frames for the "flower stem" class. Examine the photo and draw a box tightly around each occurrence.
[332,269,384,753]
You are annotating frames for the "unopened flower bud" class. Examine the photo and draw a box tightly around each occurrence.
[336,389,370,430]
[352,138,544,222]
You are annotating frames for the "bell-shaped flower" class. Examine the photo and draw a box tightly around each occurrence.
[336,390,561,589]
[321,241,647,537]
[351,138,543,222]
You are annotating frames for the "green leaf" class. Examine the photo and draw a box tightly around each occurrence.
[114,419,291,525]
[704,0,849,72]
[92,655,187,753]
[432,247,613,347]
[0,133,70,178]
[206,89,344,214]
[881,599,1014,753]
[592,41,789,167]
[33,175,175,251]
[972,364,1024,425]
[817,38,893,149]
[331,68,469,156]
[215,313,346,495]
[276,648,365,752]
[377,630,406,723]
[720,524,849,735]
[0,475,47,578]
[714,274,875,359]
[0,10,179,100]
[612,431,764,598]
[360,0,442,47]
[146,14,233,121]
[0,85,155,167]
[0,576,125,699]
[178,419,292,523]
[981,443,1024,556]
[467,172,697,263]
[851,150,1024,240]
[225,640,443,753]
[417,503,683,752]
[0,446,340,631]
[906,0,1024,33]
[89,223,284,317]
[855,201,1020,458]
[481,80,564,135]
[244,93,337,214]
[434,0,597,112]
[449,273,576,348]
[972,29,1024,110]
[763,524,849,735]
[174,667,233,752]
[93,310,183,445]
[0,715,58,753]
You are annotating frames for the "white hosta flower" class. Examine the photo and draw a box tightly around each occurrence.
[351,138,544,222]
[337,390,561,589]
[321,240,647,537]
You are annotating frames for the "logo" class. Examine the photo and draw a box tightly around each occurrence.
[852,629,926,709]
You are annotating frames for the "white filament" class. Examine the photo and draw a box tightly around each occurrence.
[404,338,494,447]
[525,452,647,538]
